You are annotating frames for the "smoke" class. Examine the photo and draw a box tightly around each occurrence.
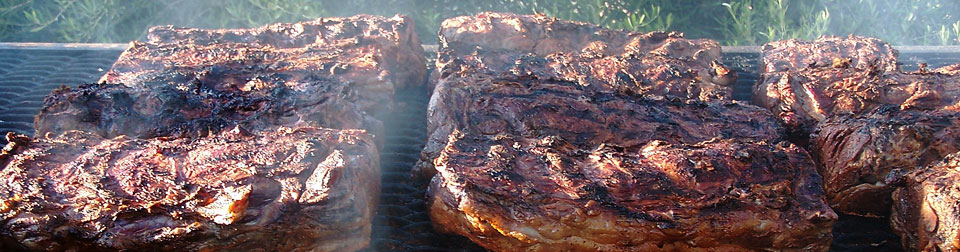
[815,0,960,45]
[2,0,960,45]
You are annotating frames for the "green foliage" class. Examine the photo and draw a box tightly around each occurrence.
[1,0,960,45]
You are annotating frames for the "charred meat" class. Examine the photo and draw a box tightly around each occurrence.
[103,14,427,116]
[432,12,735,101]
[145,14,426,92]
[429,133,835,251]
[420,74,834,251]
[0,127,379,251]
[890,152,960,251]
[759,35,899,74]
[417,76,782,179]
[38,15,429,142]
[420,13,835,251]
[101,41,397,117]
[811,107,960,217]
[35,77,382,142]
[20,15,427,251]
[754,64,960,137]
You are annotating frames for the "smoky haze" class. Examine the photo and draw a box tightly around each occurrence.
[1,0,960,45]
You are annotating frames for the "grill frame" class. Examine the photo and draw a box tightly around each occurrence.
[3,43,960,251]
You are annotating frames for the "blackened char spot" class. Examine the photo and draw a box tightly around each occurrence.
[578,183,673,224]
[488,170,525,183]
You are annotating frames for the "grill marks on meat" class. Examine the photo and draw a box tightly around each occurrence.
[144,14,426,92]
[433,12,735,101]
[811,107,960,217]
[890,152,960,251]
[422,13,835,251]
[35,77,379,141]
[429,131,835,251]
[44,15,427,141]
[0,127,379,251]
[754,36,960,138]
[756,36,960,220]
[754,66,960,136]
[418,78,782,179]
[422,77,835,251]
[14,15,428,251]
[100,42,396,115]
[760,35,899,74]
[439,12,719,61]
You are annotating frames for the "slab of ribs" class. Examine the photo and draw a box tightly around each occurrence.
[1,14,425,251]
[754,35,960,250]
[419,12,836,251]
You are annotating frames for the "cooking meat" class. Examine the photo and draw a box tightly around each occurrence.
[34,78,383,142]
[811,107,960,217]
[418,68,835,251]
[753,64,960,137]
[432,12,736,101]
[759,35,899,74]
[101,14,427,116]
[0,126,379,251]
[38,14,430,142]
[420,13,835,251]
[890,152,960,251]
[416,76,783,179]
[429,134,835,251]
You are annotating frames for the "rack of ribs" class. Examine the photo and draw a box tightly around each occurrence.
[419,12,836,251]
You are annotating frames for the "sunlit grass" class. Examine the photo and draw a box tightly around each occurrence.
[1,0,959,45]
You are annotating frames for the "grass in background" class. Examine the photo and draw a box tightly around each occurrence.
[1,0,960,45]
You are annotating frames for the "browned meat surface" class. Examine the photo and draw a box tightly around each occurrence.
[753,66,960,137]
[759,35,899,74]
[420,13,835,251]
[416,77,783,179]
[891,152,960,251]
[23,16,418,251]
[38,15,430,142]
[439,12,719,62]
[810,107,960,217]
[419,61,834,251]
[934,63,960,75]
[101,14,427,116]
[34,78,382,142]
[0,126,379,251]
[429,135,835,251]
[432,12,735,101]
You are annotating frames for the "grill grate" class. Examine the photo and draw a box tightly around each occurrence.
[3,47,959,251]
[0,49,120,139]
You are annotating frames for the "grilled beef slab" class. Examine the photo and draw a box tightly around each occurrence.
[811,107,960,217]
[97,14,425,121]
[144,14,426,92]
[0,126,379,251]
[759,35,899,74]
[754,65,960,137]
[105,14,426,115]
[417,76,783,179]
[891,152,960,251]
[419,62,834,251]
[100,41,396,116]
[34,78,382,142]
[421,13,835,251]
[39,14,429,142]
[432,12,735,101]
[429,134,835,251]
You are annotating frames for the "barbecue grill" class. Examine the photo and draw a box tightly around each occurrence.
[3,42,958,251]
